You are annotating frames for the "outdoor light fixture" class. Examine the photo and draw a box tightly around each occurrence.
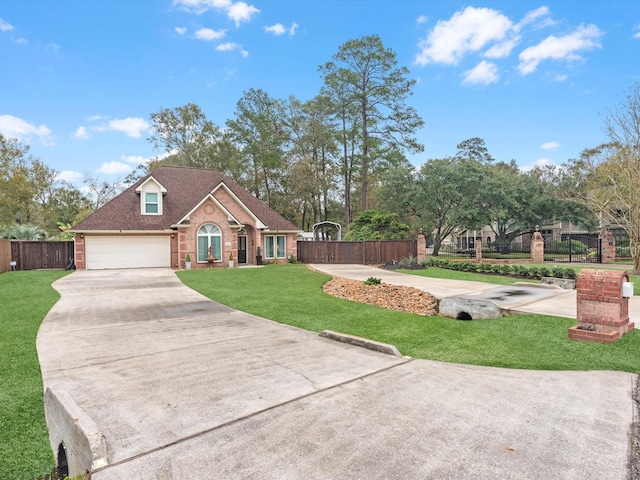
[535,225,539,232]
[606,224,611,231]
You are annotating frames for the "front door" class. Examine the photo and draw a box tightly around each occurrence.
[238,236,247,263]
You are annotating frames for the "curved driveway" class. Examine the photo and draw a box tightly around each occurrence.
[38,268,636,479]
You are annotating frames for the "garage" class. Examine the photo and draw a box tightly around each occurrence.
[85,236,171,270]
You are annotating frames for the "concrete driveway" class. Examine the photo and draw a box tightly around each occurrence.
[38,268,637,479]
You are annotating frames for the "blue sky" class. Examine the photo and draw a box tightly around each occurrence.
[1,0,639,187]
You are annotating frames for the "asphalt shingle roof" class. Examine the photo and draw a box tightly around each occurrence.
[74,166,300,232]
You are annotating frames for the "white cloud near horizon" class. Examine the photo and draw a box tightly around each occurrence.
[0,114,54,146]
[462,60,499,85]
[57,170,84,182]
[518,24,602,75]
[520,157,554,172]
[108,117,149,138]
[97,161,133,175]
[540,141,560,150]
[194,27,226,40]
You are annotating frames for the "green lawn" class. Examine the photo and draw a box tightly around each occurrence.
[0,270,70,480]
[177,264,640,374]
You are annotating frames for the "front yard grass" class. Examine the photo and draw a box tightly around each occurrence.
[177,264,640,374]
[0,270,70,480]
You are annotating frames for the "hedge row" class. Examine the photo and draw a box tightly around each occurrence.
[421,257,578,279]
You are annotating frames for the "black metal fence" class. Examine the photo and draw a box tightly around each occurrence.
[544,233,601,263]
[435,233,533,260]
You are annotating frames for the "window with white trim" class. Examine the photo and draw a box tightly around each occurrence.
[264,235,286,259]
[144,192,159,214]
[197,224,222,262]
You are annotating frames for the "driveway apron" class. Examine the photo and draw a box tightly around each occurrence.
[38,268,637,479]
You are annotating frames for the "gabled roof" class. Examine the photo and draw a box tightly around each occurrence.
[74,165,300,232]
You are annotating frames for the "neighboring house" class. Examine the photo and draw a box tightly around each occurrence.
[71,165,301,270]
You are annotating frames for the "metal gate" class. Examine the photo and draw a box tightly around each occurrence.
[544,233,601,263]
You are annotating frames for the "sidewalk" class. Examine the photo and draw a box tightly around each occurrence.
[309,264,640,326]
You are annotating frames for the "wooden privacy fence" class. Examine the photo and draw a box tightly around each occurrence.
[10,241,74,271]
[297,240,417,265]
[0,239,11,274]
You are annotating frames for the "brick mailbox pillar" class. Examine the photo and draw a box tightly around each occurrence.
[569,270,635,344]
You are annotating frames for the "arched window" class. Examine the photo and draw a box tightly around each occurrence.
[197,224,221,262]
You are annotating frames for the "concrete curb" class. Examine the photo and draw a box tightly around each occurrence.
[44,387,108,476]
[319,330,404,357]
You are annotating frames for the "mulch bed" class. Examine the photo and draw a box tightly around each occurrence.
[322,276,438,316]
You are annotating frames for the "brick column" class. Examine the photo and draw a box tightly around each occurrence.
[417,234,427,264]
[569,270,634,343]
[74,233,85,270]
[601,229,615,264]
[531,231,544,263]
[475,239,482,263]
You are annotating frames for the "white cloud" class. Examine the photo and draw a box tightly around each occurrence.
[175,26,187,35]
[518,6,551,28]
[462,60,499,85]
[415,7,513,65]
[108,117,149,138]
[265,23,285,35]
[87,115,105,121]
[0,114,54,146]
[73,126,89,139]
[518,24,602,75]
[174,0,260,26]
[194,27,226,41]
[265,22,298,37]
[416,15,428,24]
[520,157,554,172]
[553,73,568,82]
[216,42,248,57]
[57,170,83,182]
[0,18,14,32]
[485,37,519,58]
[634,24,640,39]
[227,1,260,26]
[15,37,28,45]
[121,154,147,164]
[97,161,133,175]
[540,141,560,150]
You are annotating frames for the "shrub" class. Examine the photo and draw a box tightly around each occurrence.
[553,239,588,254]
[398,254,418,269]
[364,277,382,285]
[538,266,551,278]
[551,265,564,278]
[500,264,513,275]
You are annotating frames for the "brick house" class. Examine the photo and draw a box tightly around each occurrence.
[72,165,301,270]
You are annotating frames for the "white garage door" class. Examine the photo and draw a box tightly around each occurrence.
[86,236,171,270]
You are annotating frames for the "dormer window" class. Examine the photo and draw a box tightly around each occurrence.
[145,192,159,214]
[136,176,167,216]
